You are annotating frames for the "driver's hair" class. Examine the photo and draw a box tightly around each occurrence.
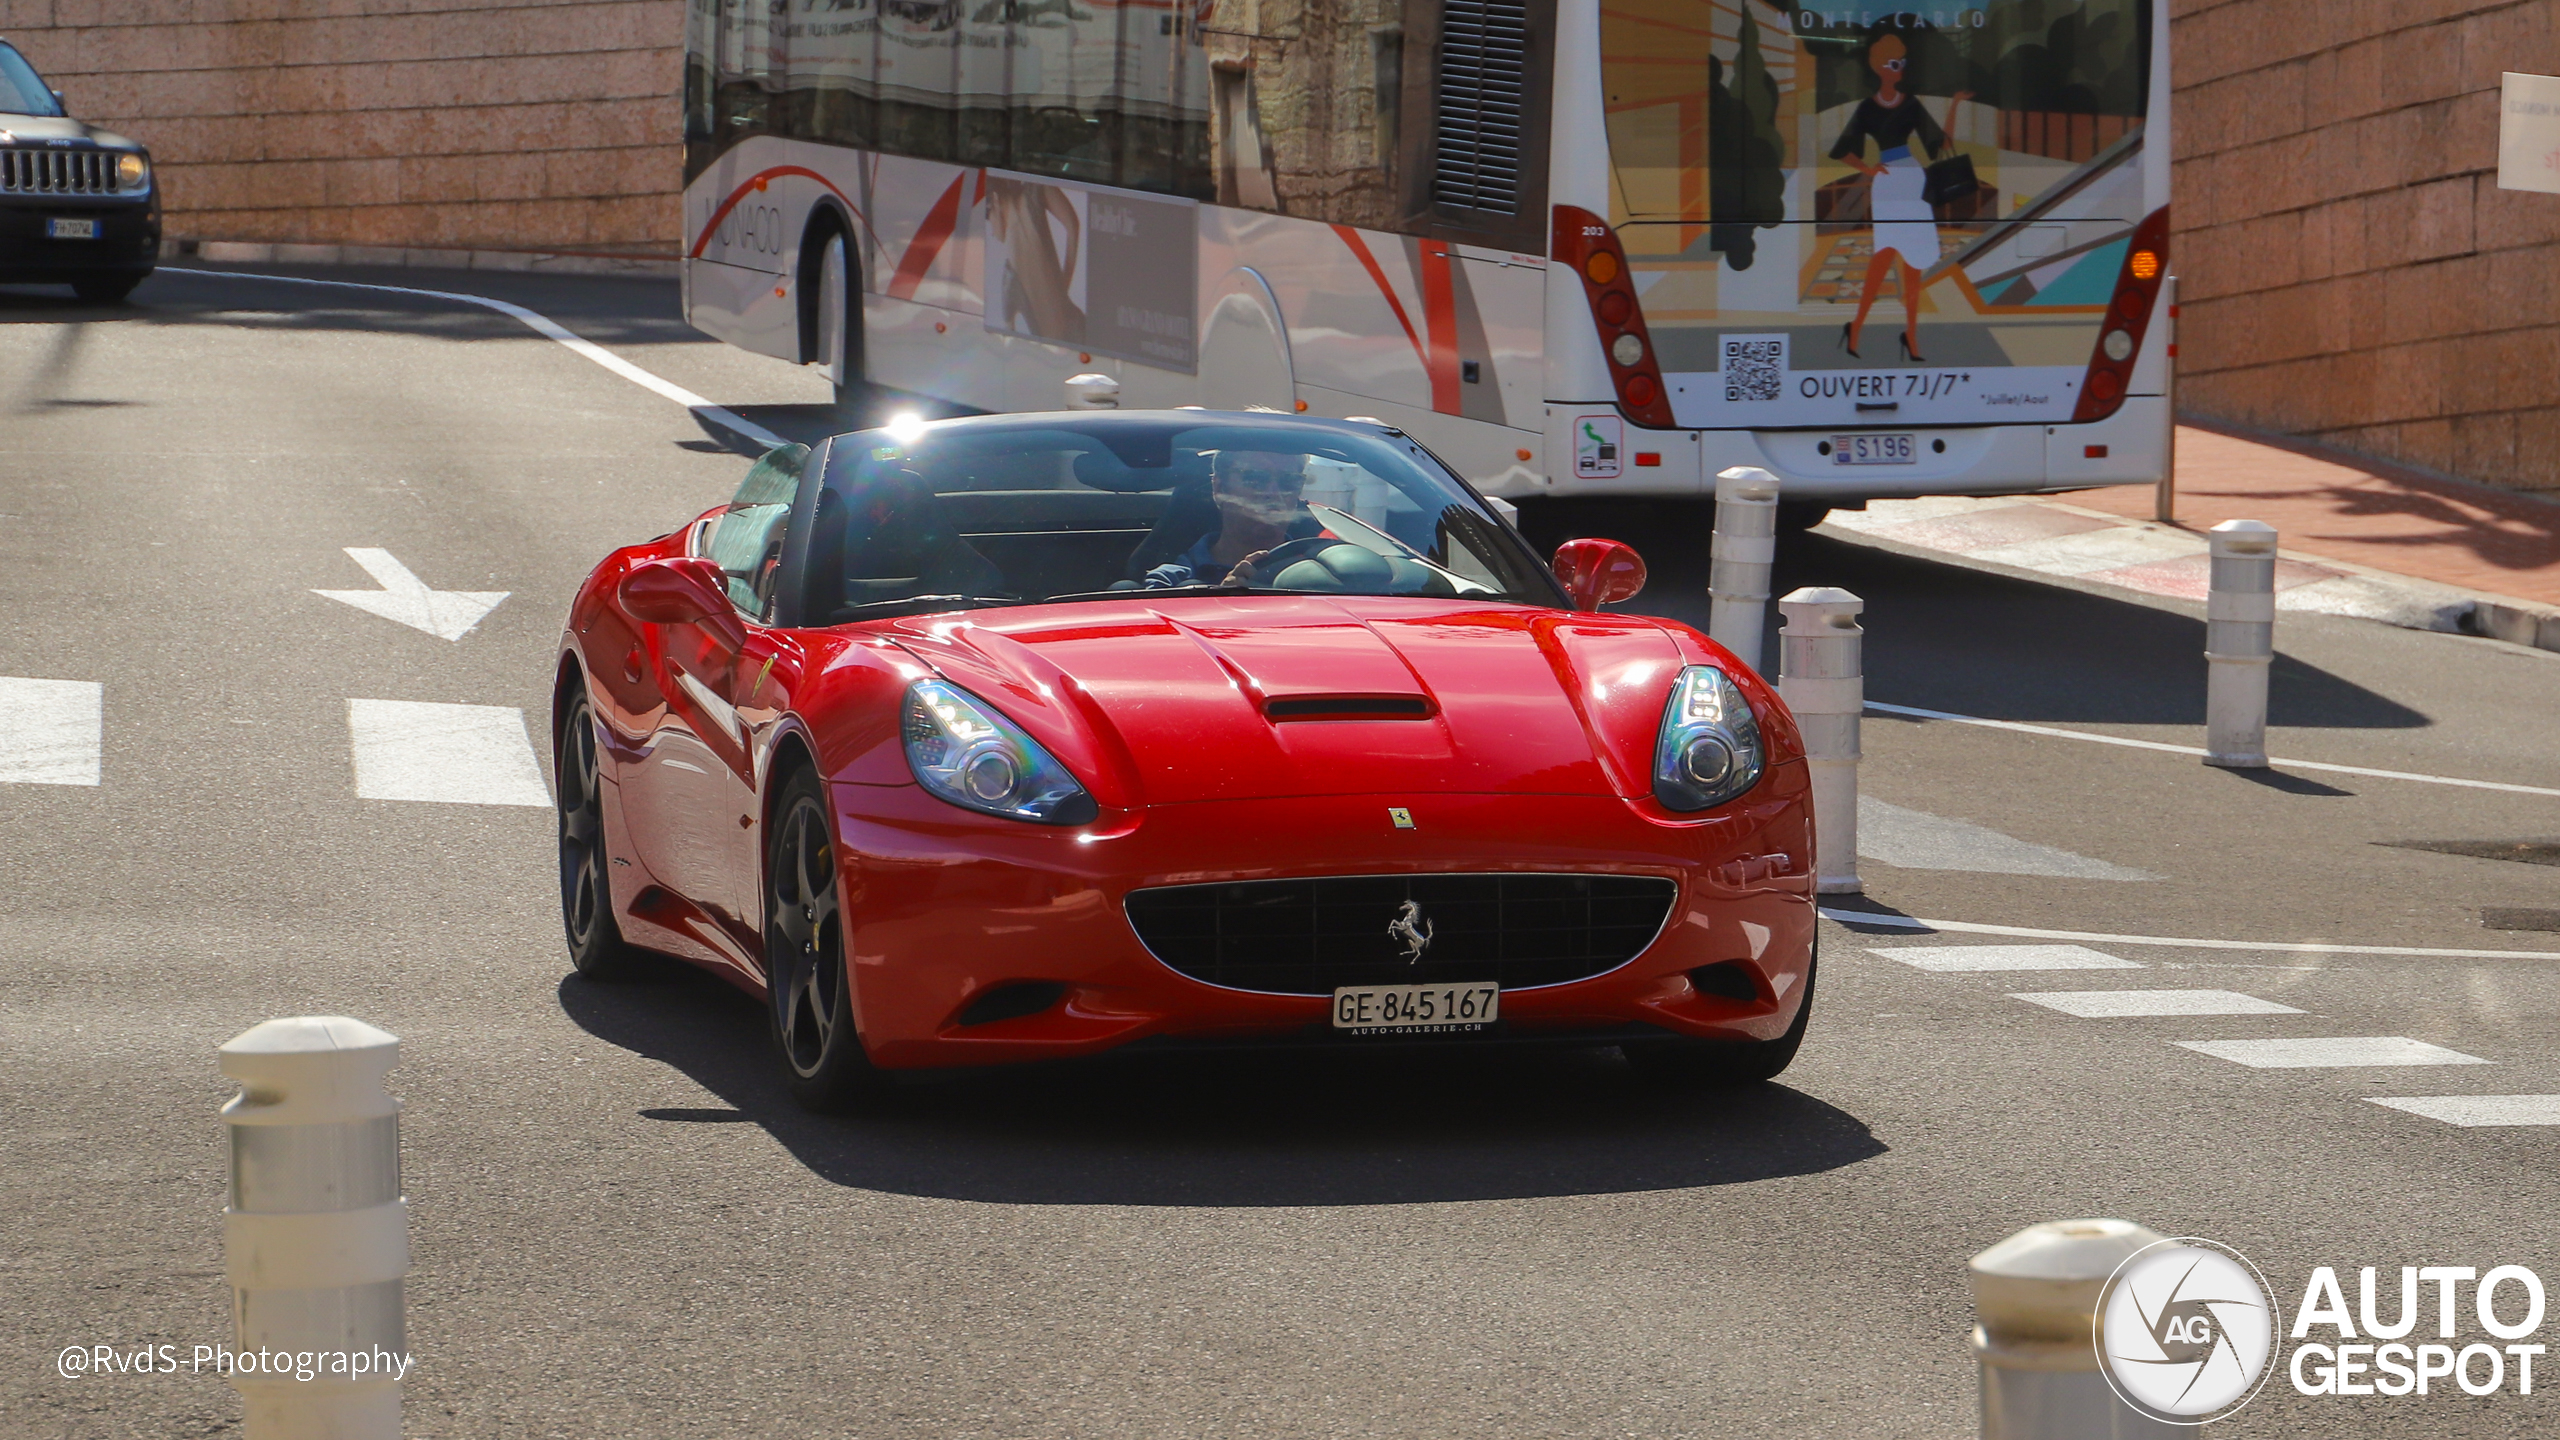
[1209,447,1306,484]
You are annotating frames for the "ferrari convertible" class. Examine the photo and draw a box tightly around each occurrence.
[555,412,1816,1110]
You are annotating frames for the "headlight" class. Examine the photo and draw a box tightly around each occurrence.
[902,679,1096,825]
[116,152,148,189]
[1653,665,1764,812]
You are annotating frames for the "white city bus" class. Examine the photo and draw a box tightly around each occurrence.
[681,0,2170,511]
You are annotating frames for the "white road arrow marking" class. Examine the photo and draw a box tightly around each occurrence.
[314,548,508,641]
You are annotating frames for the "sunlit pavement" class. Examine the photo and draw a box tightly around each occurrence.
[4,268,2557,1439]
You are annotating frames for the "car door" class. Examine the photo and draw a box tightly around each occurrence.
[623,444,809,953]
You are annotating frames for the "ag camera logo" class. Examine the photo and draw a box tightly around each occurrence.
[2096,1238,2280,1423]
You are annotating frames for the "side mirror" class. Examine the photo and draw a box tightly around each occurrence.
[1551,537,1647,611]
[619,556,728,626]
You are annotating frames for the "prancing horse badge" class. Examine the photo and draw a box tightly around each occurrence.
[1388,807,1415,829]
[1387,901,1433,962]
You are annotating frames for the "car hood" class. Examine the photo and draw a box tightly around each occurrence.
[0,116,140,150]
[880,596,1693,806]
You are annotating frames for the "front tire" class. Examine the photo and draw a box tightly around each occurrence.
[72,271,146,304]
[1625,944,1817,1087]
[765,767,891,1112]
[558,691,637,980]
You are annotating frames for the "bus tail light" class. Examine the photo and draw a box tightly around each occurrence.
[2071,205,2171,424]
[1553,205,1674,428]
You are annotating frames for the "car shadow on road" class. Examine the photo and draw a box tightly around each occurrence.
[558,959,1886,1207]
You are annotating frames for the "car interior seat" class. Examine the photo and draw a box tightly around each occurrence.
[822,468,1006,618]
[1124,476,1221,580]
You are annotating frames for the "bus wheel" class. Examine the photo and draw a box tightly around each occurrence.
[813,230,862,418]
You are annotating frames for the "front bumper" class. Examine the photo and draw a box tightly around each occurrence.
[0,194,160,280]
[834,768,1816,1069]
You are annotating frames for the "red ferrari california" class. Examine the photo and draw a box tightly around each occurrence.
[555,412,1815,1110]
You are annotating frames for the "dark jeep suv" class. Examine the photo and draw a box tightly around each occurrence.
[1,39,158,302]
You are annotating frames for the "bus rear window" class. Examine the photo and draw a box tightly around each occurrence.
[1599,3,2149,239]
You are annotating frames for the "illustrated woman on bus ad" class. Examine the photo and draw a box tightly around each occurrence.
[1828,31,1968,363]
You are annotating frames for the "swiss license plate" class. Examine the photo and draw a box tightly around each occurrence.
[1331,981,1499,1034]
[47,218,98,240]
[1832,433,1915,465]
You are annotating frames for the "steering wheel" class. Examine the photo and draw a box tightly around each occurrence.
[1265,540,1406,593]
[1246,536,1365,577]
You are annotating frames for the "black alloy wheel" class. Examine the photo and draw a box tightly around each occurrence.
[765,768,891,1111]
[1624,940,1818,1088]
[558,692,635,980]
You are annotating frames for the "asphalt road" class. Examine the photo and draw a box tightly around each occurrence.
[4,267,2557,1439]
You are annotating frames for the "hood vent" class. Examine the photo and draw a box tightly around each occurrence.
[1264,695,1434,722]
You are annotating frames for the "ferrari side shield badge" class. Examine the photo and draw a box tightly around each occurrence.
[1388,807,1415,829]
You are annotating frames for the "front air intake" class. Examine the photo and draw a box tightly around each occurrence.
[0,147,117,196]
[1125,873,1678,995]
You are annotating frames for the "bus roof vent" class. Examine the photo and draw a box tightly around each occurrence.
[1432,0,1527,216]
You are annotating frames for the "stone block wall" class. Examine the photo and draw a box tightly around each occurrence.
[0,1,684,256]
[2172,0,2560,494]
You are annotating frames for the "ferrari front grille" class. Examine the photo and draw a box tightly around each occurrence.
[1123,873,1678,996]
[0,147,115,195]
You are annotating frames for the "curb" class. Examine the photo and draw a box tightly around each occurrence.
[162,238,678,280]
[2467,597,2560,653]
[1818,498,2560,657]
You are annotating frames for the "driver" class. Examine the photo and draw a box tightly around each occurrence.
[1142,448,1332,588]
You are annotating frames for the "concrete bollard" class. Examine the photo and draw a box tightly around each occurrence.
[2203,518,2276,768]
[1971,1219,2183,1439]
[220,1017,408,1440]
[1063,372,1120,410]
[1777,587,1862,895]
[1708,466,1782,674]
[2154,275,2179,524]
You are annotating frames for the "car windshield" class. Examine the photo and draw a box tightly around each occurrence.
[798,416,1561,624]
[0,45,63,118]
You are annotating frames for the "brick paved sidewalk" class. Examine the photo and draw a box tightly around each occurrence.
[1822,420,2560,651]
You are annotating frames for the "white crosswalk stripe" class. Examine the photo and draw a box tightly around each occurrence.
[346,699,551,807]
[2011,989,2304,1018]
[2175,1037,2490,1069]
[0,677,102,786]
[1858,797,2159,880]
[1867,943,2143,972]
[2367,1095,2560,1126]
[1860,942,2530,1129]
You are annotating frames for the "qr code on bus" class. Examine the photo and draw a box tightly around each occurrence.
[1722,336,1786,402]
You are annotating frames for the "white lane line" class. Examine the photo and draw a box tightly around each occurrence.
[1822,908,2560,962]
[1858,796,2159,880]
[2176,1037,2491,1069]
[0,677,102,786]
[1867,700,2560,799]
[2012,989,2304,1018]
[347,699,550,807]
[160,267,790,450]
[2367,1095,2560,1126]
[1867,944,2144,972]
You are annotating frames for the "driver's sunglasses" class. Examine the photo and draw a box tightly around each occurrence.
[1880,58,1907,72]
[1221,471,1305,494]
